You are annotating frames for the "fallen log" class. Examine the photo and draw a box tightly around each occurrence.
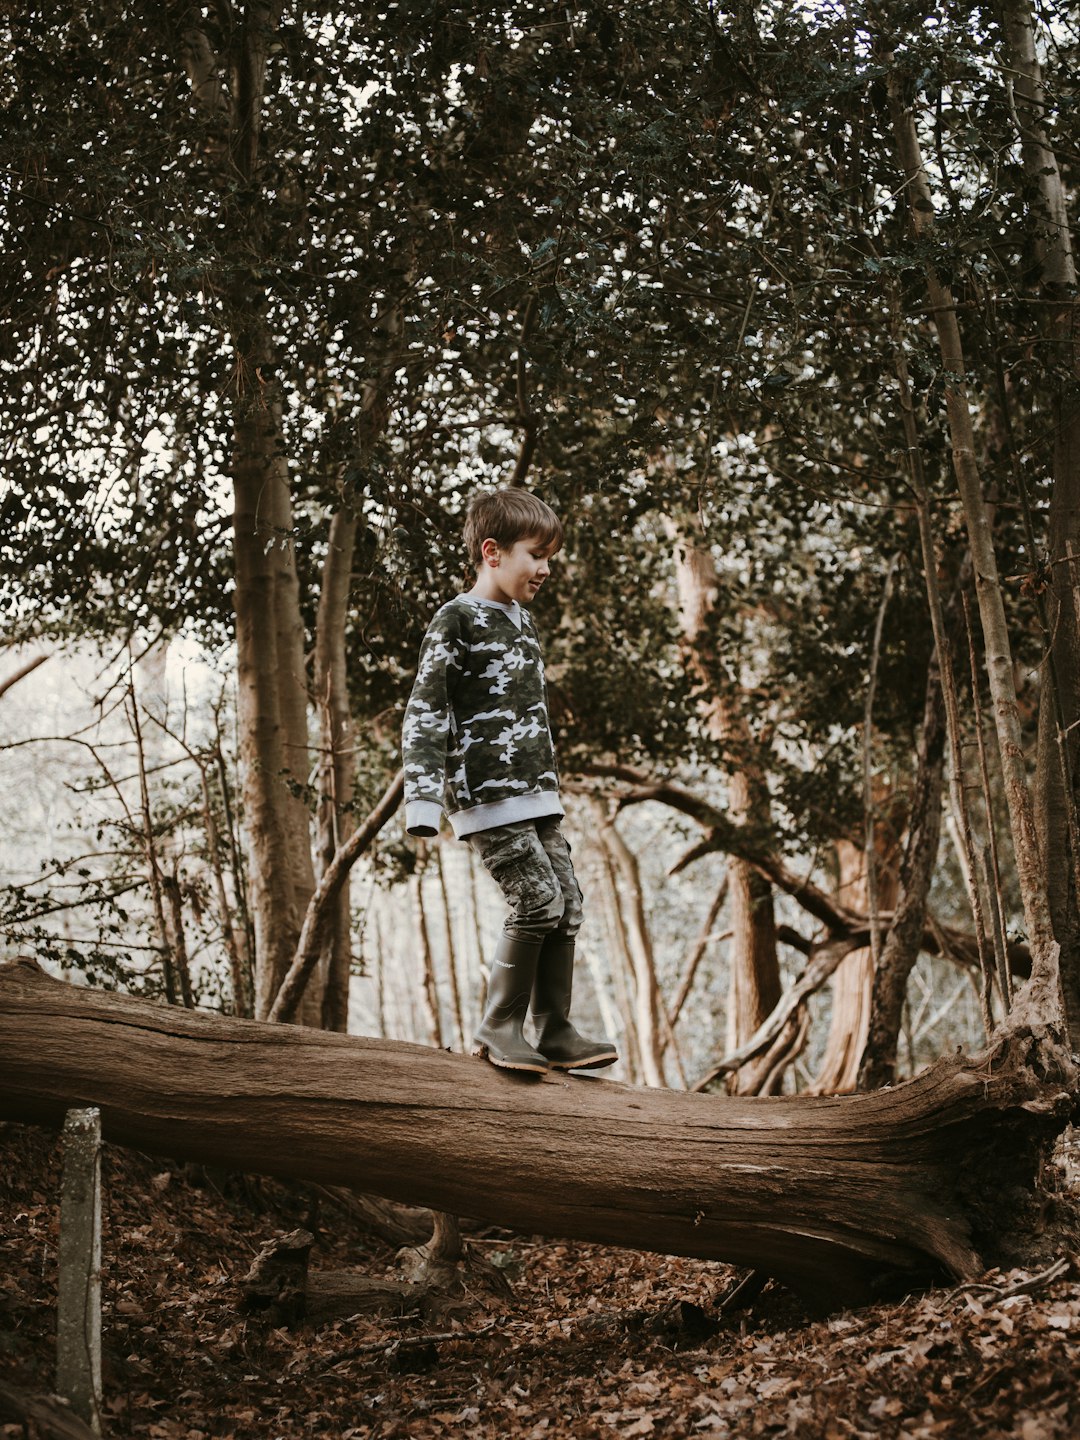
[0,957,1073,1308]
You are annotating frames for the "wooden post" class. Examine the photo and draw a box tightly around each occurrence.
[57,1107,102,1435]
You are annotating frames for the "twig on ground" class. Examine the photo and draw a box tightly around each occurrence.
[948,1256,1071,1304]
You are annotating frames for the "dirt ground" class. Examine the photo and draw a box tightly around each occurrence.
[2,1122,1079,1439]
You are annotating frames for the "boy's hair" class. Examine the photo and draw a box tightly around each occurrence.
[463,488,563,569]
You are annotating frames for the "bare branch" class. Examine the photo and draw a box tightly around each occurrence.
[665,876,729,1039]
[583,763,861,932]
[269,771,405,1024]
[693,933,867,1091]
[0,652,48,699]
[581,762,1033,984]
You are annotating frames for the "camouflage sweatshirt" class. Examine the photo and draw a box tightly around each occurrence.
[401,595,564,838]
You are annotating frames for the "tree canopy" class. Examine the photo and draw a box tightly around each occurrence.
[2,0,1078,1056]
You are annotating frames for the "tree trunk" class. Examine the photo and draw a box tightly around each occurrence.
[198,759,252,1019]
[813,950,874,1096]
[723,730,783,1093]
[260,400,317,1024]
[2,957,1074,1309]
[589,801,644,1084]
[886,55,1059,1001]
[673,540,782,1092]
[307,260,404,1029]
[313,510,359,1033]
[268,769,403,1025]
[600,820,668,1087]
[811,838,897,1095]
[228,267,315,1023]
[858,652,947,1090]
[596,840,639,1082]
[890,296,995,1032]
[181,2,318,1025]
[414,874,444,1049]
[815,709,918,1096]
[436,845,466,1050]
[215,732,256,1010]
[1001,0,1080,1045]
[232,432,309,1021]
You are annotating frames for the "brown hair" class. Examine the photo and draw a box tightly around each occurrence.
[462,488,564,569]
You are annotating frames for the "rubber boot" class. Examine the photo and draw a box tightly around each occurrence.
[473,935,549,1074]
[531,935,618,1070]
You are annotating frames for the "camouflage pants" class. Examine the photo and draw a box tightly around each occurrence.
[466,817,584,943]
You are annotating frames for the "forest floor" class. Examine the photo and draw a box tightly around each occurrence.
[2,1123,1080,1440]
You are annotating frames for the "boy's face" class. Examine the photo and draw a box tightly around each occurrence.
[479,533,557,606]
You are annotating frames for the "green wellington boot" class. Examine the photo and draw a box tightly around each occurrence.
[531,935,618,1070]
[473,935,549,1074]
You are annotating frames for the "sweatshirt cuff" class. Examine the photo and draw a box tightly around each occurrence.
[405,800,443,837]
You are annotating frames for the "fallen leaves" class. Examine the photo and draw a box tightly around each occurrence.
[3,1123,1080,1439]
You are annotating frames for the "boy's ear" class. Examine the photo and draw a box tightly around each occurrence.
[480,537,501,567]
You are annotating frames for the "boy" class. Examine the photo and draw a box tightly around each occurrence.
[401,488,617,1075]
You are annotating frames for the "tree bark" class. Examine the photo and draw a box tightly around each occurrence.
[268,769,403,1025]
[263,429,318,1025]
[1001,0,1080,1045]
[886,54,1060,1007]
[858,652,947,1090]
[232,442,307,1022]
[2,958,1074,1309]
[813,946,875,1095]
[313,510,359,1033]
[591,833,643,1085]
[674,541,781,1093]
[414,873,444,1049]
[56,1108,102,1436]
[436,845,466,1050]
[600,820,667,1087]
[180,2,318,1024]
[812,559,908,1094]
[811,837,898,1095]
[198,758,252,1018]
[723,726,783,1093]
